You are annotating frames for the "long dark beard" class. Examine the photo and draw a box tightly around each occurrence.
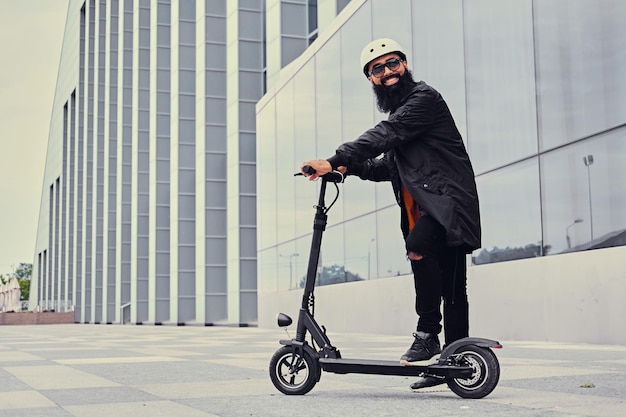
[372,70,417,114]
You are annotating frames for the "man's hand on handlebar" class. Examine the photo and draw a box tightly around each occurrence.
[300,160,346,181]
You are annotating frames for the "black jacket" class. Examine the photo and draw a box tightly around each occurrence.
[327,81,481,252]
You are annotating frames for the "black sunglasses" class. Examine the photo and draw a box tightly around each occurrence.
[368,57,403,78]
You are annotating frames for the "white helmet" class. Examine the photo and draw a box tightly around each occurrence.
[360,38,407,77]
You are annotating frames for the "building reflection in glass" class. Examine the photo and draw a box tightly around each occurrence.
[542,130,626,255]
[473,159,542,265]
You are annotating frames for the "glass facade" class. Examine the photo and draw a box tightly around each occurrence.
[32,0,626,328]
[257,0,626,293]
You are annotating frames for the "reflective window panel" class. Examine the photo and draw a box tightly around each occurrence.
[339,4,376,219]
[541,127,626,255]
[534,0,626,150]
[472,159,542,265]
[256,99,277,250]
[343,213,377,281]
[293,62,319,238]
[376,205,411,278]
[464,0,538,173]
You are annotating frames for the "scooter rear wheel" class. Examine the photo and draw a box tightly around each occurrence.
[269,346,320,395]
[446,345,500,399]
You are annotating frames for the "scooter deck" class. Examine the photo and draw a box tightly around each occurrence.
[318,357,474,378]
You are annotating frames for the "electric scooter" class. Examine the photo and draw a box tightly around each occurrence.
[268,167,502,399]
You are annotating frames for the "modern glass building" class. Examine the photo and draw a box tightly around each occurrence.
[32,0,347,325]
[256,0,626,344]
[33,0,625,343]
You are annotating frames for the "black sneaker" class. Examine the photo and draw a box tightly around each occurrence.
[400,331,441,363]
[410,375,446,390]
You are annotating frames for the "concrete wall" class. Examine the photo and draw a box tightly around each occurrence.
[258,246,626,345]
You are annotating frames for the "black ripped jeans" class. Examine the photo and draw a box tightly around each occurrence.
[406,215,469,345]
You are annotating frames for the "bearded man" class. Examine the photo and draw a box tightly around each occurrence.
[300,38,481,390]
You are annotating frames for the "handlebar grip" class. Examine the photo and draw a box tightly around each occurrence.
[295,165,344,183]
[302,165,316,175]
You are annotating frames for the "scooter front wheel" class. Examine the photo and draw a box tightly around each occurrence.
[447,345,500,399]
[269,346,320,395]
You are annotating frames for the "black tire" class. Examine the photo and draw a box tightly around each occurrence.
[269,346,319,395]
[446,345,500,399]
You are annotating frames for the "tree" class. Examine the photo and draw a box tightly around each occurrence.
[2,263,33,302]
[13,263,32,301]
[298,264,364,288]
[12,263,32,281]
[19,279,30,301]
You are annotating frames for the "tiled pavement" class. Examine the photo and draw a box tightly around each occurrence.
[0,324,625,417]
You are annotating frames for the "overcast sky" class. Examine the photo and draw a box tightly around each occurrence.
[0,1,68,275]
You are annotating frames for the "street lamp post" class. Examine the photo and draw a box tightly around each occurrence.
[279,253,299,289]
[367,238,375,280]
[583,155,594,241]
[566,218,584,249]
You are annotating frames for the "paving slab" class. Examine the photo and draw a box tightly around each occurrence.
[0,324,624,417]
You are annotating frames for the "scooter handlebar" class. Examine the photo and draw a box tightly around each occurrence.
[296,165,344,183]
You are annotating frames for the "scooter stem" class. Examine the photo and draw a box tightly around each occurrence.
[296,178,329,342]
